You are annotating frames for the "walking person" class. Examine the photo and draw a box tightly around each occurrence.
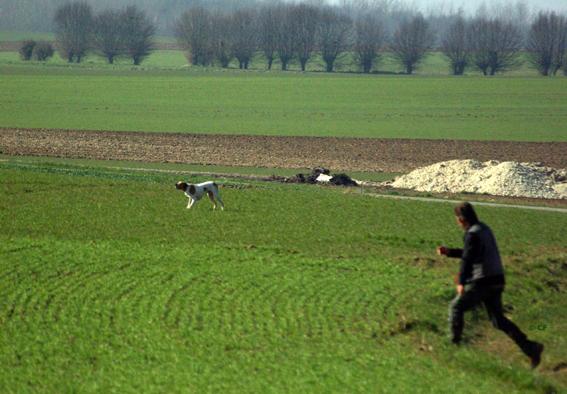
[437,202,544,368]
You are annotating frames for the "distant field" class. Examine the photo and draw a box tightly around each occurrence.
[0,31,176,45]
[0,43,546,76]
[1,158,566,392]
[0,50,187,69]
[0,29,547,75]
[1,64,566,141]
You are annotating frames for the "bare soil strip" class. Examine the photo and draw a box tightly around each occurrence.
[1,127,566,173]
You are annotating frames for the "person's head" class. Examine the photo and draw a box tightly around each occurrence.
[454,202,479,230]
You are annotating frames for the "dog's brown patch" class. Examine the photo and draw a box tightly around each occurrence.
[176,181,187,190]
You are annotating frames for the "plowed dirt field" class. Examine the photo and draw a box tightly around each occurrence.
[2,128,566,173]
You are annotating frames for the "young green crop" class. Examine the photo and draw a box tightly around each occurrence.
[1,160,566,392]
[1,67,566,141]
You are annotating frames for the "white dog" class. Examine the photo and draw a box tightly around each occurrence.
[176,181,224,210]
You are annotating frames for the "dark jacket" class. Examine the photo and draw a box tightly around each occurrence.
[447,222,505,286]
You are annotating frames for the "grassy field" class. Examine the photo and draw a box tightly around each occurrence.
[0,155,399,182]
[0,30,546,75]
[1,61,567,141]
[0,31,177,45]
[1,158,566,392]
[2,30,566,142]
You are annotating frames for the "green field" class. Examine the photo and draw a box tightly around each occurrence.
[2,32,566,142]
[1,158,566,392]
[0,30,546,75]
[0,155,399,182]
[1,61,567,141]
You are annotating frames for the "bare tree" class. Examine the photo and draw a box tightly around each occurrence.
[93,10,124,64]
[258,5,279,70]
[441,16,471,75]
[353,13,385,73]
[230,9,258,69]
[32,42,55,61]
[469,17,523,76]
[275,5,296,71]
[291,3,320,72]
[318,7,352,72]
[176,7,214,66]
[121,6,155,65]
[390,14,435,75]
[54,1,93,63]
[19,40,36,61]
[527,12,567,76]
[211,11,233,68]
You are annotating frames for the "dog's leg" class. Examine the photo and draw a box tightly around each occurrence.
[216,195,224,211]
[207,191,217,210]
[187,197,195,209]
[210,183,225,211]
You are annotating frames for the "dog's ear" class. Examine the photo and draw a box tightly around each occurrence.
[176,181,186,190]
[188,185,196,195]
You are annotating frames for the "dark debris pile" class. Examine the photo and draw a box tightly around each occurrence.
[281,167,359,187]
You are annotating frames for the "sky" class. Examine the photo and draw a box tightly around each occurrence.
[404,0,567,14]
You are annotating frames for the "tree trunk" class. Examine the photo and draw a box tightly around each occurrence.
[267,57,273,70]
[453,63,465,75]
[363,58,372,73]
[300,58,307,71]
[325,59,334,72]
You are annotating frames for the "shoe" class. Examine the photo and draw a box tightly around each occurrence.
[529,342,544,369]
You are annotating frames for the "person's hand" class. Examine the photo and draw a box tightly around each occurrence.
[456,284,464,296]
[437,246,448,256]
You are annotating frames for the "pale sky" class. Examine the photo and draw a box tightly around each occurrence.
[405,0,567,14]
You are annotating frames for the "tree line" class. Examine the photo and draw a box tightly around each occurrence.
[36,2,156,65]
[443,12,567,76]
[24,1,567,75]
[175,3,567,76]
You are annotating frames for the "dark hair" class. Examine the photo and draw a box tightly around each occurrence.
[454,202,479,224]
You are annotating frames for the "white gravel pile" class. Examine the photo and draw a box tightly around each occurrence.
[390,160,567,199]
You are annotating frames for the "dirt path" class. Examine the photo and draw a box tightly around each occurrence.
[1,127,566,173]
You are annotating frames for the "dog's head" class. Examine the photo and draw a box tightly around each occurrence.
[175,181,187,191]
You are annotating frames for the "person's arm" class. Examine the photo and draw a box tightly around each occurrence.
[436,246,463,258]
[446,248,464,258]
[458,232,480,285]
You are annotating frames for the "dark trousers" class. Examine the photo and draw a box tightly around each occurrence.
[449,283,533,355]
